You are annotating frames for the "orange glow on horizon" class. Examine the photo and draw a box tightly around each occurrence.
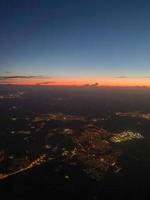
[1,76,150,87]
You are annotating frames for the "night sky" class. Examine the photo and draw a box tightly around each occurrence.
[0,0,150,86]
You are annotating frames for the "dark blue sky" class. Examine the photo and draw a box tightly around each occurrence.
[0,0,150,84]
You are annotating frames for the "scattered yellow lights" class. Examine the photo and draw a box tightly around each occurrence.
[110,130,144,143]
[12,117,17,121]
[0,154,46,180]
[65,175,70,179]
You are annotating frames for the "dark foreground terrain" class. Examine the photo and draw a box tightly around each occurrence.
[0,85,150,199]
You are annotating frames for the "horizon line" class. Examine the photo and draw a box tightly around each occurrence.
[0,83,150,88]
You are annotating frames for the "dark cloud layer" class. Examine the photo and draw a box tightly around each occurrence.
[84,82,99,87]
[0,76,43,80]
[36,81,55,85]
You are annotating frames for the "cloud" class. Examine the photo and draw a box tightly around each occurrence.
[4,71,12,74]
[91,82,99,86]
[116,76,128,79]
[0,75,44,80]
[83,82,99,87]
[116,76,150,79]
[143,76,150,78]
[36,81,55,85]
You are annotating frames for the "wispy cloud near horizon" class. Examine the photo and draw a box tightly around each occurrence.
[1,74,150,87]
[36,81,56,85]
[115,76,128,79]
[0,75,52,85]
[0,75,49,80]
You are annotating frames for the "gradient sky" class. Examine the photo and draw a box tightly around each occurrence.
[0,0,150,86]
